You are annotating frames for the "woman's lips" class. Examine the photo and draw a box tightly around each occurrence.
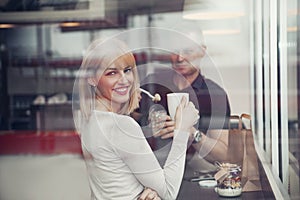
[113,86,130,95]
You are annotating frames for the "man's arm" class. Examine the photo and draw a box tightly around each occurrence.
[156,121,228,163]
[190,127,228,163]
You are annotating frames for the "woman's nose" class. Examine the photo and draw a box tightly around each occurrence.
[118,72,129,83]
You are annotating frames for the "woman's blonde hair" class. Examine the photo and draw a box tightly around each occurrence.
[78,38,140,120]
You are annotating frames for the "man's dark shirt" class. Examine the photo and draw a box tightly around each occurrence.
[134,69,231,166]
[136,69,231,132]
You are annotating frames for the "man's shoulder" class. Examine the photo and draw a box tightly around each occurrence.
[202,77,226,92]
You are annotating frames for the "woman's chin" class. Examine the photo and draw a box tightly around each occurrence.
[113,95,130,104]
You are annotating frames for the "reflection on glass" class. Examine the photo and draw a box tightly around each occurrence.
[287,0,299,198]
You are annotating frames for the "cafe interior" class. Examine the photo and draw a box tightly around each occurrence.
[0,0,299,199]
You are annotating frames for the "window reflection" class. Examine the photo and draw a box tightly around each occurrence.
[253,0,299,198]
[287,0,300,198]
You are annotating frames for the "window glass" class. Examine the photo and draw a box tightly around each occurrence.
[286,0,300,198]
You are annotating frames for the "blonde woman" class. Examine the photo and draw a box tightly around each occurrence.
[74,38,199,200]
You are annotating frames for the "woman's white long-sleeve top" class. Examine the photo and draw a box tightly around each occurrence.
[81,110,189,200]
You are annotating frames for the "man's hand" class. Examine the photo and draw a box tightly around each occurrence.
[138,187,161,200]
[153,115,175,139]
[151,97,199,140]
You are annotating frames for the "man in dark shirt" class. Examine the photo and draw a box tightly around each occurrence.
[137,69,231,134]
[133,30,231,169]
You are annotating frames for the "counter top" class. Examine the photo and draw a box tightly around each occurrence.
[177,161,275,200]
[0,130,275,199]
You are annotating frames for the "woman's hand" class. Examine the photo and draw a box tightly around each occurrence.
[174,96,199,132]
[138,187,161,200]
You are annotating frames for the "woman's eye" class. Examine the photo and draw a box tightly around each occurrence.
[124,67,132,73]
[106,71,117,76]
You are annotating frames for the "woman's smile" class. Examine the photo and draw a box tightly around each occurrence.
[113,85,131,96]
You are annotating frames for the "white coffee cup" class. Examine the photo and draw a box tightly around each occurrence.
[167,93,189,120]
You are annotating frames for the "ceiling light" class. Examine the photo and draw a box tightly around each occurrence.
[287,26,297,32]
[183,0,245,20]
[288,9,298,15]
[184,12,245,20]
[0,24,14,28]
[203,29,240,35]
[60,22,81,27]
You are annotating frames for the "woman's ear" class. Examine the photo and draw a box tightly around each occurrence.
[88,78,97,87]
